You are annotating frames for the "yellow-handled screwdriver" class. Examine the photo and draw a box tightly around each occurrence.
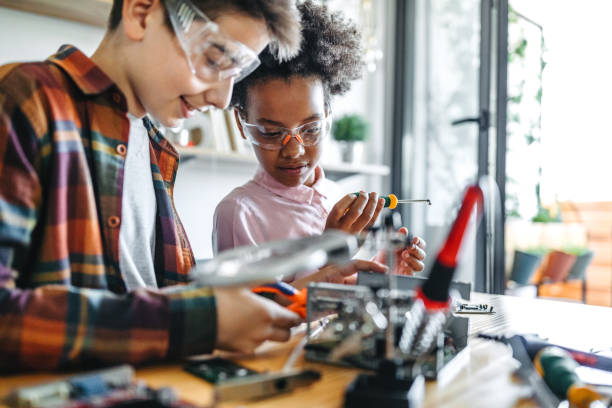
[534,346,605,408]
[353,193,431,210]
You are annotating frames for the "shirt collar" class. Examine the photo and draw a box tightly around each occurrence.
[253,166,331,205]
[47,45,116,95]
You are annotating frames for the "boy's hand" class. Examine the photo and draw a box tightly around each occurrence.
[325,191,385,235]
[292,259,387,289]
[215,287,302,353]
[372,228,427,275]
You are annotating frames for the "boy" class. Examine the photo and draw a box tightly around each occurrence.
[213,0,426,287]
[0,0,302,372]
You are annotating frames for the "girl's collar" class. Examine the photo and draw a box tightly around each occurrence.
[253,166,331,204]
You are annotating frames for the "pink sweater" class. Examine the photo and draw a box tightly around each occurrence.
[213,166,341,255]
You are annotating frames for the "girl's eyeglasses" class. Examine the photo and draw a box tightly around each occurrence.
[239,115,331,151]
[164,0,261,83]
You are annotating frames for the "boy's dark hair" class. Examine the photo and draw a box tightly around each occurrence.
[232,0,363,114]
[108,0,301,61]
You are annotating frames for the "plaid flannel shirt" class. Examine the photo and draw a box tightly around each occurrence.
[0,46,216,372]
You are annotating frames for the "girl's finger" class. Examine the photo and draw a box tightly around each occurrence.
[327,194,358,225]
[351,192,379,233]
[338,191,369,229]
[412,236,427,250]
[403,246,426,261]
[407,257,425,272]
[365,198,385,229]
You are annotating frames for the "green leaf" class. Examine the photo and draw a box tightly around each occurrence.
[508,94,522,104]
[332,114,369,142]
[512,38,528,59]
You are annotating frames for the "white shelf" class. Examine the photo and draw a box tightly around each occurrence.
[175,146,390,177]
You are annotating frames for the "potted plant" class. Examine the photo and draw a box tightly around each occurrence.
[509,247,547,285]
[332,114,369,163]
[539,250,576,283]
[564,246,594,281]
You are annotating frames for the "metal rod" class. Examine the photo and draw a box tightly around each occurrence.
[396,199,431,205]
[283,318,330,372]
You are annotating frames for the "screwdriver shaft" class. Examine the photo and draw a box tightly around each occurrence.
[397,199,432,205]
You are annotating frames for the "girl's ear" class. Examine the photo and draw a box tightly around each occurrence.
[233,108,247,140]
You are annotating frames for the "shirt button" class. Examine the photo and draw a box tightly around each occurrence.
[116,144,127,156]
[107,216,121,228]
[112,93,122,104]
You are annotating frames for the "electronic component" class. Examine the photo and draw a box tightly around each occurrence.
[184,357,321,402]
[305,277,469,380]
[214,369,321,402]
[184,357,259,384]
[306,178,498,407]
[4,365,195,408]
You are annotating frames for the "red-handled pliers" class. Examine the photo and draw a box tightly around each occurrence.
[252,282,307,318]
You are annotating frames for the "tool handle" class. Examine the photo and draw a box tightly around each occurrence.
[535,347,602,408]
[520,335,612,372]
[353,192,398,209]
[252,283,307,319]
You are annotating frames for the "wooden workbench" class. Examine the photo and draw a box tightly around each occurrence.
[2,294,612,407]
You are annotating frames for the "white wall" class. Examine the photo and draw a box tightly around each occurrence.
[0,8,104,63]
[0,6,388,259]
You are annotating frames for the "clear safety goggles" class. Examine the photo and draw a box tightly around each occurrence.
[164,0,261,83]
[239,114,331,151]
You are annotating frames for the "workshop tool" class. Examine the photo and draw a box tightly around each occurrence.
[400,182,487,357]
[353,192,431,209]
[478,333,612,373]
[191,229,359,287]
[252,282,307,318]
[343,178,498,408]
[283,317,331,371]
[503,334,562,408]
[479,333,608,408]
[534,347,605,408]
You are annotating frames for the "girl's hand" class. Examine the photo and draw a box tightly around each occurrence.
[397,229,427,274]
[291,259,387,289]
[325,191,385,235]
[372,228,427,275]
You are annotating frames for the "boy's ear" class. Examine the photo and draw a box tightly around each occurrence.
[233,108,248,140]
[122,0,157,41]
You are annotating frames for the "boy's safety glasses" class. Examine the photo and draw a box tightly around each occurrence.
[239,115,331,151]
[164,0,261,83]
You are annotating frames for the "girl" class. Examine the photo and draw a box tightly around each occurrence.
[213,0,426,285]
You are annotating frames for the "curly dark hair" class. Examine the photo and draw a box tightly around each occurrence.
[231,0,363,114]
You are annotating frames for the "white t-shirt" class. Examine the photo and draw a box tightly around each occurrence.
[119,114,157,291]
